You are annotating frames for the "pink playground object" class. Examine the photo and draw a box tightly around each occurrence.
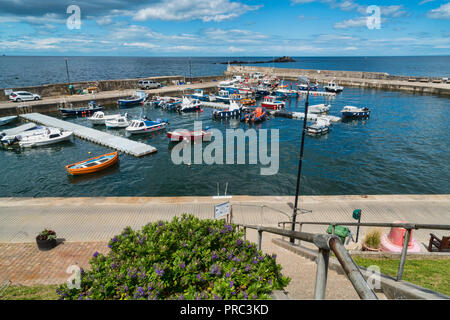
[380,221,421,253]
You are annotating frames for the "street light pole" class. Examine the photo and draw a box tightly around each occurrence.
[65,58,71,83]
[290,78,310,243]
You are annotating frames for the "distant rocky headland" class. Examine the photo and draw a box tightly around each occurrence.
[218,56,296,65]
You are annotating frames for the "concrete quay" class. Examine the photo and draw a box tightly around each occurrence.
[226,65,450,96]
[0,81,220,116]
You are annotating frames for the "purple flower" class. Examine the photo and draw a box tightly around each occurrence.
[211,254,218,260]
[232,267,236,272]
[225,272,230,278]
[229,280,234,288]
[111,263,116,269]
[93,251,98,258]
[108,244,112,248]
[179,295,185,300]
[237,239,243,245]
[180,262,186,269]
[111,236,117,243]
[245,264,251,272]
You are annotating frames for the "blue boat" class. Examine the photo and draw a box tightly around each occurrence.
[340,106,370,118]
[125,117,169,134]
[212,101,241,119]
[59,101,102,116]
[0,116,17,126]
[118,96,145,107]
[190,89,210,101]
[214,90,240,104]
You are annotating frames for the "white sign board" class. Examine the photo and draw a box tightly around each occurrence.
[214,202,230,219]
[4,89,12,96]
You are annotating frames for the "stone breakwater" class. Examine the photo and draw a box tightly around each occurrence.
[225,65,450,96]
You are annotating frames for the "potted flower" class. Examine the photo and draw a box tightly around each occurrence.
[362,229,382,252]
[36,228,57,250]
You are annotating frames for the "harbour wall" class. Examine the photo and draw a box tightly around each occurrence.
[225,65,450,96]
[0,75,225,102]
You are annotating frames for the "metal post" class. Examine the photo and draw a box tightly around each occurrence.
[291,78,310,243]
[243,226,246,241]
[397,229,411,281]
[298,223,303,246]
[314,248,330,300]
[257,228,263,251]
[356,215,361,243]
[65,58,71,83]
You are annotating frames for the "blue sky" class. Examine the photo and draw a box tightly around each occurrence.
[0,0,449,56]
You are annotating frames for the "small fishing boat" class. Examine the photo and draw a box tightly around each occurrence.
[240,97,256,106]
[308,104,331,114]
[307,118,331,135]
[261,96,285,110]
[105,114,129,128]
[125,117,168,134]
[178,97,202,112]
[212,100,241,119]
[297,83,319,91]
[213,90,240,104]
[241,107,267,123]
[1,125,46,146]
[0,116,17,126]
[275,88,298,98]
[118,90,147,107]
[59,101,102,117]
[66,151,119,176]
[324,81,344,93]
[18,127,73,147]
[341,106,370,118]
[190,89,210,101]
[87,111,122,125]
[167,128,212,142]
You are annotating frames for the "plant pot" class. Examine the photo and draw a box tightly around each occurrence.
[362,242,381,252]
[36,237,57,250]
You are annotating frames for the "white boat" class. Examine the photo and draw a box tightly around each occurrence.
[340,106,370,118]
[0,116,17,126]
[307,118,331,135]
[88,111,122,125]
[178,97,201,112]
[125,117,168,134]
[105,114,130,128]
[308,104,331,114]
[324,81,344,93]
[18,127,73,147]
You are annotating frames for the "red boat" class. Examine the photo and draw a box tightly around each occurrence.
[261,96,285,110]
[167,129,212,142]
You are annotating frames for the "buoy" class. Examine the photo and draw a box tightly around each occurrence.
[88,152,91,154]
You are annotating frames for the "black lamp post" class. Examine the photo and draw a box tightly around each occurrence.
[65,58,71,83]
[290,76,311,243]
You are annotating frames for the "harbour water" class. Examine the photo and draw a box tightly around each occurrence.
[1,56,449,88]
[1,84,448,197]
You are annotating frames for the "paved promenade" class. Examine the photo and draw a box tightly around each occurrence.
[0,195,448,245]
[0,195,447,299]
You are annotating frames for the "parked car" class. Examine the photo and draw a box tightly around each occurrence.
[9,91,41,102]
[138,80,161,89]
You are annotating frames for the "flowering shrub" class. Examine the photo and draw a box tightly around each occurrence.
[56,214,290,300]
[37,229,56,241]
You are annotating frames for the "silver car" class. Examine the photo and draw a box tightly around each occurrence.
[138,80,161,89]
[9,91,41,102]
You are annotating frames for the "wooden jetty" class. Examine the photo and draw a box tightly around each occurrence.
[19,113,157,157]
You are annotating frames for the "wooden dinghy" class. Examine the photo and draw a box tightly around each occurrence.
[65,151,119,175]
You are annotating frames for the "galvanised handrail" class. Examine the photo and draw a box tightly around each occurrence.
[277,221,450,281]
[235,223,378,300]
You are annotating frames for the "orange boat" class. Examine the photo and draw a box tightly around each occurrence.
[65,151,119,175]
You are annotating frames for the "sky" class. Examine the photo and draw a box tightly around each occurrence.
[0,0,449,56]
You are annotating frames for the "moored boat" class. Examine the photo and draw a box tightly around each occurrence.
[18,127,73,147]
[261,96,285,110]
[308,104,331,114]
[105,114,129,128]
[306,118,331,135]
[0,116,18,126]
[241,107,267,123]
[178,97,202,112]
[65,151,119,176]
[212,100,241,119]
[118,90,147,107]
[59,101,102,117]
[341,106,370,118]
[88,111,122,125]
[324,81,344,93]
[190,89,210,101]
[125,117,168,134]
[167,128,212,142]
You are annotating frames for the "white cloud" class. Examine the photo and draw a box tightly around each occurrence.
[333,17,367,29]
[123,42,159,49]
[133,0,262,22]
[427,2,450,19]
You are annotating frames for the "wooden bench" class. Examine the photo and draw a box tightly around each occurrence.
[428,233,450,252]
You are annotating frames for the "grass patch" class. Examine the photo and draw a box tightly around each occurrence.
[0,284,59,300]
[353,257,450,296]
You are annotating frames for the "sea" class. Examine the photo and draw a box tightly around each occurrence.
[0,56,448,197]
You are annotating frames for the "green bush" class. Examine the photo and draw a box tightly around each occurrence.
[56,214,290,300]
[363,229,382,249]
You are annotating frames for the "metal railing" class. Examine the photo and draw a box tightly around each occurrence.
[235,223,378,300]
[278,221,450,281]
